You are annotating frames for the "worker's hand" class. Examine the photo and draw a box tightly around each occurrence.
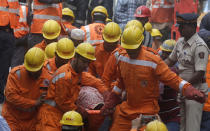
[131,115,142,130]
[100,92,121,116]
[184,85,206,103]
[35,93,46,107]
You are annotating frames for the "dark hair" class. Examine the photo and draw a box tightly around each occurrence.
[61,125,82,131]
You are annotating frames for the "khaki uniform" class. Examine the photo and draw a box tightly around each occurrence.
[169,33,209,131]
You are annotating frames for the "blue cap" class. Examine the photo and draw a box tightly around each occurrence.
[176,13,198,24]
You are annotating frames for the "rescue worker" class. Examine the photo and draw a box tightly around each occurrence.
[34,20,61,51]
[62,0,89,28]
[134,6,153,48]
[151,29,162,50]
[2,47,52,131]
[60,8,77,38]
[60,111,84,131]
[158,40,180,131]
[165,13,209,131]
[0,0,18,103]
[11,0,29,68]
[101,26,206,131]
[45,42,57,59]
[28,0,62,48]
[36,43,108,131]
[198,28,210,131]
[69,29,85,47]
[44,38,75,74]
[88,22,121,78]
[81,6,108,45]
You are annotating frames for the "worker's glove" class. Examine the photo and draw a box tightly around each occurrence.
[100,92,121,116]
[76,105,88,118]
[183,85,206,103]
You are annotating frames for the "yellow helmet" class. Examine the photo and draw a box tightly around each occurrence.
[75,43,96,61]
[124,20,144,32]
[106,18,112,23]
[144,22,152,33]
[103,22,122,43]
[121,26,144,49]
[42,20,61,40]
[151,29,162,37]
[145,120,168,131]
[160,39,176,52]
[24,47,45,72]
[62,8,75,20]
[91,6,108,18]
[60,111,84,126]
[45,42,57,59]
[56,38,75,60]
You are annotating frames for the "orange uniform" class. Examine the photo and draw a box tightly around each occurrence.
[2,65,52,131]
[60,21,77,38]
[30,0,62,34]
[204,55,210,111]
[34,40,47,51]
[81,23,105,44]
[102,47,191,131]
[43,57,58,74]
[88,43,120,78]
[36,63,107,131]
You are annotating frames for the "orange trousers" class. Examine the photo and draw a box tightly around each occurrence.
[36,104,62,131]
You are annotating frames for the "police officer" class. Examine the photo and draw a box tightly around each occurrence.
[165,13,209,131]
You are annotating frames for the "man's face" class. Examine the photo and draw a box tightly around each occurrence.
[136,17,149,26]
[103,40,118,52]
[126,47,141,59]
[178,23,195,39]
[27,69,42,79]
[75,55,91,73]
[55,53,70,68]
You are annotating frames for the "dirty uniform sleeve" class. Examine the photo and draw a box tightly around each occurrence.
[194,45,209,71]
[102,53,118,90]
[168,41,178,62]
[88,62,97,77]
[81,72,108,94]
[155,57,191,93]
[53,73,79,112]
[5,73,36,109]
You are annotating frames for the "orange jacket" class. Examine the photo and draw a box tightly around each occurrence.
[88,43,120,78]
[46,63,107,113]
[204,55,210,111]
[30,0,62,34]
[102,47,190,115]
[60,21,77,37]
[0,0,19,28]
[2,65,52,120]
[150,0,174,23]
[34,40,47,51]
[14,4,29,38]
[43,57,58,75]
[81,23,105,44]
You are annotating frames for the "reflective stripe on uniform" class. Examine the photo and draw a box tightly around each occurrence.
[152,4,174,9]
[19,5,27,22]
[114,51,157,69]
[7,0,18,2]
[0,7,8,12]
[9,8,19,14]
[84,25,104,44]
[15,70,21,79]
[179,80,188,93]
[46,63,51,72]
[14,27,29,32]
[52,72,65,83]
[33,4,59,10]
[113,86,122,94]
[44,100,56,107]
[33,14,60,21]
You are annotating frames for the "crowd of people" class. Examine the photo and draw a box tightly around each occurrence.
[0,0,210,131]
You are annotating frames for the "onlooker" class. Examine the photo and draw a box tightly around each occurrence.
[114,0,147,30]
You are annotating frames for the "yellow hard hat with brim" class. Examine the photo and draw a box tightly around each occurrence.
[160,39,176,52]
[121,26,144,49]
[103,22,122,43]
[24,47,45,72]
[60,111,84,126]
[42,20,61,40]
[56,38,75,59]
[75,43,96,61]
